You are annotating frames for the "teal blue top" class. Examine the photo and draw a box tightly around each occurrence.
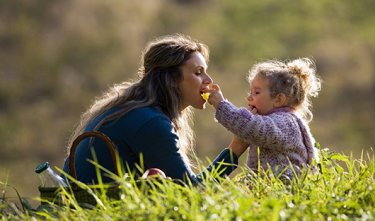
[62,106,238,185]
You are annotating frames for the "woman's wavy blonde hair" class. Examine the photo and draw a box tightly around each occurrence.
[66,34,209,166]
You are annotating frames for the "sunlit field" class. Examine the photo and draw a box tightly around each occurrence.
[1,148,374,221]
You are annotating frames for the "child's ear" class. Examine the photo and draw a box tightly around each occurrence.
[273,93,287,108]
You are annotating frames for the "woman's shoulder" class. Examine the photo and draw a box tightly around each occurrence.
[127,106,169,120]
[124,106,172,134]
[98,106,172,139]
[98,106,169,125]
[127,106,172,126]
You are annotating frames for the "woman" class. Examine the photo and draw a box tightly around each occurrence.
[62,34,247,185]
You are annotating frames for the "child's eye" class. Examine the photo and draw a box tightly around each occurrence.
[249,91,260,96]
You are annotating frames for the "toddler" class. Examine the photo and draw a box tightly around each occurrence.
[206,58,321,180]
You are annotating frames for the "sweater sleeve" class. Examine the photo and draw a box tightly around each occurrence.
[215,100,295,148]
[131,116,238,185]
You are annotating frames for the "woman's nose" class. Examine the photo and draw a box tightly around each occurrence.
[203,73,213,84]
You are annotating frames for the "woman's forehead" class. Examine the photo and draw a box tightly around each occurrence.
[184,52,208,70]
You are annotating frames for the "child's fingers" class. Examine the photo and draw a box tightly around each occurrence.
[248,105,257,114]
[209,84,220,92]
[206,83,225,108]
[251,107,258,114]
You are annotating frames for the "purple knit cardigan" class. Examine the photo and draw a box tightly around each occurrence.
[216,100,319,178]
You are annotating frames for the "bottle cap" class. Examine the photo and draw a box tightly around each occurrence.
[35,162,50,174]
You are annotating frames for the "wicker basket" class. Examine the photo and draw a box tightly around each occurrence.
[38,131,122,206]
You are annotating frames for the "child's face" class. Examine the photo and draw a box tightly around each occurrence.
[247,75,277,115]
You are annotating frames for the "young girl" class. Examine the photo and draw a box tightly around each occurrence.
[206,58,321,180]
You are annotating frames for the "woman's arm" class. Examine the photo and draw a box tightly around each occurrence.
[131,116,196,182]
[131,116,238,185]
[228,135,249,157]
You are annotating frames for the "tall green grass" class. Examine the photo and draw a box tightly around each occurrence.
[1,148,374,221]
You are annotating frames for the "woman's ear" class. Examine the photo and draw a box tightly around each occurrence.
[273,93,287,108]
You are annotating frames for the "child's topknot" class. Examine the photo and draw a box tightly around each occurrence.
[286,58,321,99]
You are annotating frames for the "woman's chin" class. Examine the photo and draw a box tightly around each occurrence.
[193,101,207,110]
[188,98,209,110]
[195,105,205,110]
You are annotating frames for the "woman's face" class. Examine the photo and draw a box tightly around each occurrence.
[179,52,212,110]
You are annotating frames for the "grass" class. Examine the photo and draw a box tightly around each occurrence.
[1,147,374,221]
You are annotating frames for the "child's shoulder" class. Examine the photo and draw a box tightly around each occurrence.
[268,108,296,120]
[268,110,301,127]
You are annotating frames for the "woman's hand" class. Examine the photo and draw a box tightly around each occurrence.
[207,84,225,109]
[228,135,249,157]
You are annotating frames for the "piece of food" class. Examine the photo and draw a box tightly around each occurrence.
[201,92,210,101]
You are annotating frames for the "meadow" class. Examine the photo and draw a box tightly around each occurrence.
[1,0,374,201]
[1,147,374,221]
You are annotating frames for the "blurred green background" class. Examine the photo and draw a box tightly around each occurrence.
[1,0,374,203]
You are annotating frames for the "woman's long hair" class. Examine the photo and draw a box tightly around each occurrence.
[66,34,209,166]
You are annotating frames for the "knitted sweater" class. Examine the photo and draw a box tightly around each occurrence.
[215,100,319,178]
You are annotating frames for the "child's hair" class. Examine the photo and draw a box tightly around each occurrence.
[248,58,321,122]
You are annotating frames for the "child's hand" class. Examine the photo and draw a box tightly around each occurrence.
[248,105,258,115]
[207,84,225,109]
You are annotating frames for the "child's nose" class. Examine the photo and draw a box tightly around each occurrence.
[247,94,253,101]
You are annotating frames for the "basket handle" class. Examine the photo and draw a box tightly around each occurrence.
[69,131,119,186]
